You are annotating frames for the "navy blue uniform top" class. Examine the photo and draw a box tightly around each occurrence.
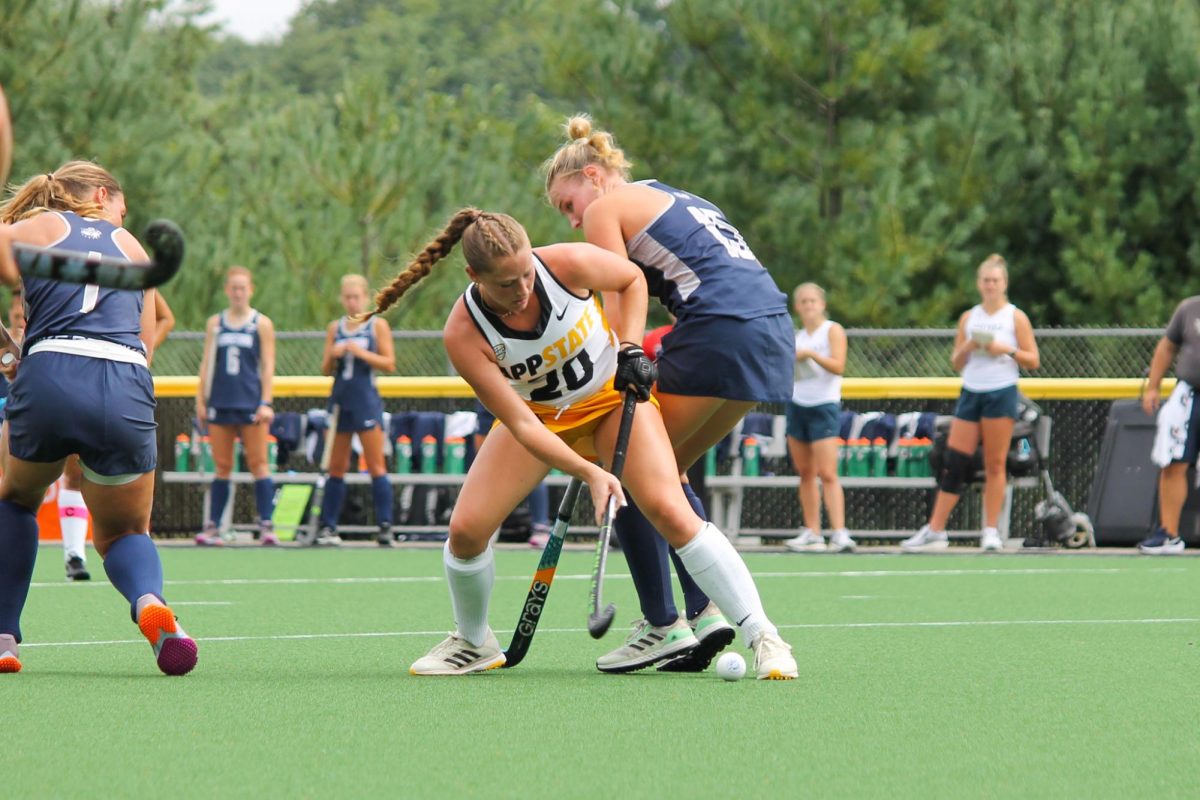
[208,310,262,411]
[330,316,378,405]
[21,211,145,355]
[624,180,787,321]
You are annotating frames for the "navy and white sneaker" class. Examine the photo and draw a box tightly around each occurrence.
[1137,528,1185,555]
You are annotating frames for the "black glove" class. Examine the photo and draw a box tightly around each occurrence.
[615,344,657,402]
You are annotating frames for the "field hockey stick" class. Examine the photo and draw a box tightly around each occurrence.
[12,219,185,290]
[304,405,340,544]
[587,388,638,639]
[501,477,584,668]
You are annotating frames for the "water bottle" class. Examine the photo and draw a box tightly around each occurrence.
[916,438,932,477]
[393,436,413,474]
[705,445,717,477]
[444,437,466,474]
[420,435,439,474]
[742,437,760,477]
[896,438,911,478]
[174,434,191,472]
[873,438,892,474]
[853,438,870,477]
[267,436,279,474]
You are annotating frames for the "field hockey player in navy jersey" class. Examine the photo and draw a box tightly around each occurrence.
[544,115,795,672]
[0,160,196,676]
[195,266,278,546]
[307,273,397,547]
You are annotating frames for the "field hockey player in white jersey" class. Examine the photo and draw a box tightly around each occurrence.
[359,208,797,679]
[902,255,1039,552]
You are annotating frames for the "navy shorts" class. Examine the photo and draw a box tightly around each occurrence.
[656,312,793,402]
[785,402,841,442]
[208,407,257,427]
[7,352,157,476]
[328,394,384,433]
[954,385,1019,422]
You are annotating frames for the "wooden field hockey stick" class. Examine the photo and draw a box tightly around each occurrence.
[303,404,340,544]
[12,219,185,290]
[500,477,585,668]
[587,388,638,639]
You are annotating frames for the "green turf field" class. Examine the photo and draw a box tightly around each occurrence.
[5,544,1197,799]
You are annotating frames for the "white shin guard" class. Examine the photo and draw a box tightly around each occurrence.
[676,522,777,647]
[443,542,495,648]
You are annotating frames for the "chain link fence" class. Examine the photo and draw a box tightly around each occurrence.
[149,328,1166,539]
[152,327,1165,379]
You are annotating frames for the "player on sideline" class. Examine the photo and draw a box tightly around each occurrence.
[543,115,795,672]
[902,255,1040,552]
[0,160,197,675]
[783,283,854,553]
[362,208,796,680]
[195,266,277,546]
[308,273,396,547]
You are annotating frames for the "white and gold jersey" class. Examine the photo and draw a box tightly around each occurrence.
[462,254,618,411]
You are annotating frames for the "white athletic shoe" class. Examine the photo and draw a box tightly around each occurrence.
[784,528,827,552]
[409,629,506,676]
[980,528,1003,551]
[901,524,949,552]
[657,602,736,672]
[828,528,857,553]
[752,631,798,681]
[595,618,698,674]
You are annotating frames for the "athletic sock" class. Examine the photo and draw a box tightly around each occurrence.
[0,501,40,642]
[58,487,89,562]
[208,478,231,528]
[102,533,165,621]
[673,483,712,619]
[253,477,276,524]
[370,475,393,526]
[319,477,347,529]
[675,522,777,647]
[613,494,679,627]
[443,542,494,648]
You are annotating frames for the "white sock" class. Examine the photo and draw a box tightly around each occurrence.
[443,541,494,648]
[983,526,999,537]
[676,522,777,647]
[59,488,89,562]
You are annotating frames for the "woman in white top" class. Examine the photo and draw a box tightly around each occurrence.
[903,255,1039,551]
[783,284,854,553]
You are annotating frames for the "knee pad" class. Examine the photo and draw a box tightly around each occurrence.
[937,448,974,495]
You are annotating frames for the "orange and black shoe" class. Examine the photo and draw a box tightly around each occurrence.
[136,596,198,676]
[0,633,21,673]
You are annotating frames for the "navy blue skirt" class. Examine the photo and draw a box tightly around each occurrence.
[656,312,793,403]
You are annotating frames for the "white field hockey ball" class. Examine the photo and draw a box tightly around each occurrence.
[715,652,746,681]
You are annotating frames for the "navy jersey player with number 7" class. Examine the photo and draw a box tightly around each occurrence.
[359,208,796,679]
[544,116,795,673]
[0,160,196,676]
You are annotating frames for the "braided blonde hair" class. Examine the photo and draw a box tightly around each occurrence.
[362,208,529,319]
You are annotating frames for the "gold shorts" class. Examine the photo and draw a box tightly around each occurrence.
[490,381,659,459]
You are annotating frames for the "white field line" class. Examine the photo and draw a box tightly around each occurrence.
[168,601,233,606]
[21,617,1200,650]
[27,566,1187,590]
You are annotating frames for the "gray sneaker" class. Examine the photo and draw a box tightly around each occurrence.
[409,629,505,676]
[657,602,735,672]
[596,618,698,674]
[901,524,949,552]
